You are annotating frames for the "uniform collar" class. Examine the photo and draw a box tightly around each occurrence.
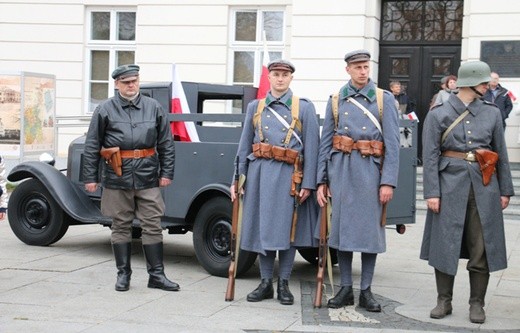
[339,79,377,102]
[265,89,294,109]
[117,92,142,109]
[448,93,481,116]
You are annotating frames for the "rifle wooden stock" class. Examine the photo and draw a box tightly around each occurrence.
[314,185,328,308]
[225,166,240,302]
[381,202,387,227]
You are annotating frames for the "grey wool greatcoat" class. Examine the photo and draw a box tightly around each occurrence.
[316,79,400,253]
[235,89,320,255]
[420,94,514,275]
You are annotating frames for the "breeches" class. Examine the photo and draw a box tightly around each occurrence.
[463,186,489,274]
[101,187,165,245]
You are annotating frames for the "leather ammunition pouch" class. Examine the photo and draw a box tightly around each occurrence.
[100,147,122,177]
[252,142,302,196]
[332,135,384,157]
[475,149,499,186]
[252,143,298,165]
[291,167,303,197]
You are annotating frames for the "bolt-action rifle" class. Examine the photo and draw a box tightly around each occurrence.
[314,183,328,308]
[290,154,303,242]
[225,157,242,301]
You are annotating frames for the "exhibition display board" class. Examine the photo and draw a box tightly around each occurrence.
[0,71,56,160]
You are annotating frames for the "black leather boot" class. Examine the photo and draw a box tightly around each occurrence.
[113,242,132,291]
[327,286,354,308]
[143,243,180,291]
[277,278,294,305]
[359,287,381,312]
[247,279,274,302]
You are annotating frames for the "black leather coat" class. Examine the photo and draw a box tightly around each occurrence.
[83,93,175,190]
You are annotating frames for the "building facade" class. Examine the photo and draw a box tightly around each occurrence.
[1,0,519,161]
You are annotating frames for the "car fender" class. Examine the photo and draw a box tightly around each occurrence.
[186,182,231,224]
[7,161,111,224]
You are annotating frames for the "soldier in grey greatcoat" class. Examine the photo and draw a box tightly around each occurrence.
[316,50,400,311]
[420,61,514,324]
[231,59,320,305]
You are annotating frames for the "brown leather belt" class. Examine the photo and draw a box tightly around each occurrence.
[441,150,477,162]
[120,148,156,159]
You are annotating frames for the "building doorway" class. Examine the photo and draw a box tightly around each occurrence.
[378,0,463,159]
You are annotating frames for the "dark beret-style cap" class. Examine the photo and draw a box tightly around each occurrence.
[111,64,140,81]
[267,59,295,73]
[344,50,371,63]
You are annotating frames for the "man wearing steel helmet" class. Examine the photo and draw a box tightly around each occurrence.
[421,61,514,324]
[231,59,320,305]
[316,50,400,311]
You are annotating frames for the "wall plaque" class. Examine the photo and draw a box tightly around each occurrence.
[481,41,520,77]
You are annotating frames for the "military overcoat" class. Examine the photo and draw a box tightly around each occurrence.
[316,80,400,253]
[420,94,514,275]
[235,89,320,255]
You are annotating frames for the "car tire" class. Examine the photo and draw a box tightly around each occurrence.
[193,196,257,277]
[8,178,69,246]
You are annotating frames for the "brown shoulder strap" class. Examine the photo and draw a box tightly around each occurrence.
[283,96,300,145]
[332,93,339,130]
[376,87,384,122]
[253,98,266,142]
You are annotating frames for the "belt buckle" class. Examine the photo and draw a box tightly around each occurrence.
[466,151,476,162]
[133,150,140,158]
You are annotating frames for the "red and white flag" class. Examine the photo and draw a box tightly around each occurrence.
[406,111,420,122]
[256,31,270,99]
[507,90,517,103]
[170,64,199,142]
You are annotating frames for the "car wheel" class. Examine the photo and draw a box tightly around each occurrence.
[298,247,338,266]
[193,196,257,277]
[8,178,69,246]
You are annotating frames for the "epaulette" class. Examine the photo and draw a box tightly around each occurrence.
[482,99,499,108]
[430,102,443,110]
[299,97,311,103]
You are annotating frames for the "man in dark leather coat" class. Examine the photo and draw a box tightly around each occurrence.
[83,64,178,292]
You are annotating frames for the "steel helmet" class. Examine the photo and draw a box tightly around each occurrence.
[456,61,492,87]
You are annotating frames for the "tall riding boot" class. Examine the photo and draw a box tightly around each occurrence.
[469,272,489,324]
[430,269,455,319]
[277,278,294,305]
[113,242,132,291]
[143,243,180,291]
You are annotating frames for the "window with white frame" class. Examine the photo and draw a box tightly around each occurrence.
[230,8,285,87]
[86,8,136,113]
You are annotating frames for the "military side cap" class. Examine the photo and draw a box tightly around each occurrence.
[111,64,140,81]
[344,50,371,63]
[267,59,295,73]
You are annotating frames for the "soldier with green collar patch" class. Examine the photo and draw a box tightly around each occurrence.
[231,59,320,306]
[316,50,400,311]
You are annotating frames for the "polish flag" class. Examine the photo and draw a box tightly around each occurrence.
[507,90,517,103]
[171,64,199,142]
[256,31,270,99]
[406,111,420,122]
